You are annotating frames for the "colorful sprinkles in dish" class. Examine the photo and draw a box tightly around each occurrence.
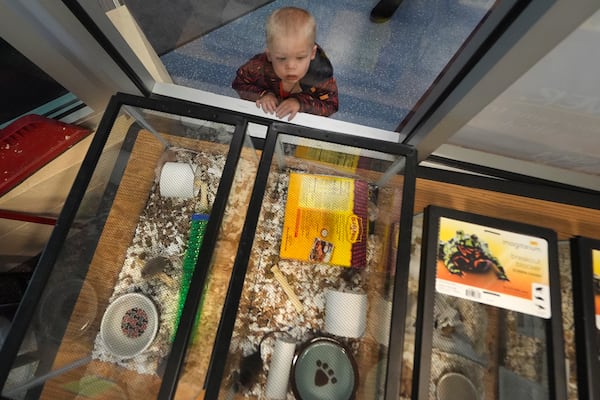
[121,307,149,338]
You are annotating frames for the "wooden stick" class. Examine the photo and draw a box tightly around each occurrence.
[271,265,304,313]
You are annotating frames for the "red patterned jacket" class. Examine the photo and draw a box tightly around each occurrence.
[232,45,339,117]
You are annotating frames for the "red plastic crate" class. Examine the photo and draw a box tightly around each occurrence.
[0,115,91,197]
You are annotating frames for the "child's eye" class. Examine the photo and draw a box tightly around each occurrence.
[276,57,286,62]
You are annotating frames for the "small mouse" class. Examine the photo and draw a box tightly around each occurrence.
[237,348,263,389]
[234,330,293,392]
[142,256,171,278]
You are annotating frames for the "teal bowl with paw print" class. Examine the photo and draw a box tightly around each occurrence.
[291,336,358,400]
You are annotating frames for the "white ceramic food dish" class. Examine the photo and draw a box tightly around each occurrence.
[100,292,158,359]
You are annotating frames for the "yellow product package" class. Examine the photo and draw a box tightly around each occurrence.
[279,172,368,268]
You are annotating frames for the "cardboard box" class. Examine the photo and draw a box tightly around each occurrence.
[279,172,368,268]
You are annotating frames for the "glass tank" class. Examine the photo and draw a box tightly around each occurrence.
[412,206,567,400]
[0,93,259,399]
[570,236,600,400]
[0,94,418,400]
[201,122,417,399]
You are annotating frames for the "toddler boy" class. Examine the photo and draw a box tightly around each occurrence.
[232,7,338,120]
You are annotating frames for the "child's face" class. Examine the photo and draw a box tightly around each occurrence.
[267,34,317,86]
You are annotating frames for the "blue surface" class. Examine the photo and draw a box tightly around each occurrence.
[161,0,492,131]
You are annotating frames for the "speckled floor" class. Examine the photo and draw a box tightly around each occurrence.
[160,0,493,132]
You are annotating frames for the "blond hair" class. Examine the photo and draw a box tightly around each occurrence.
[265,7,316,49]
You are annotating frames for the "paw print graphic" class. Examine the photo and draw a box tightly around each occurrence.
[314,359,337,386]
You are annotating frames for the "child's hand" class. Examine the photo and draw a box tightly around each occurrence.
[275,98,301,121]
[256,92,278,114]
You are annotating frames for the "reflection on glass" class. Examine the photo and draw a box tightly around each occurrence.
[429,297,550,399]
[216,134,409,399]
[448,9,600,178]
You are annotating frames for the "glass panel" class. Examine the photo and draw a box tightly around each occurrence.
[216,133,410,398]
[1,103,258,399]
[93,0,493,130]
[427,300,550,399]
[595,246,600,358]
[414,207,564,400]
[447,9,600,178]
[173,126,260,400]
[570,237,600,399]
[0,38,82,128]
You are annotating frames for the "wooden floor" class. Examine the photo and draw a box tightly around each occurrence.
[413,177,600,240]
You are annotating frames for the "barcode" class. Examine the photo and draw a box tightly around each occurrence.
[465,288,481,299]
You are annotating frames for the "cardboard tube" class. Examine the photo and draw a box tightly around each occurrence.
[159,162,196,198]
[265,337,296,399]
[325,289,368,338]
